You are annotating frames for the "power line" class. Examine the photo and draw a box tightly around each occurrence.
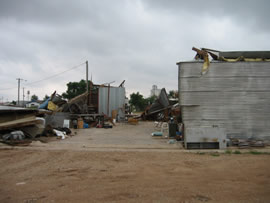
[0,86,17,91]
[25,62,86,86]
[0,61,86,91]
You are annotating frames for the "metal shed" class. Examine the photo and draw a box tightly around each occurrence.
[178,60,270,144]
[98,86,125,118]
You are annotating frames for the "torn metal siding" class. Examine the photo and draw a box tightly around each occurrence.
[98,87,125,118]
[147,88,170,114]
[178,61,270,140]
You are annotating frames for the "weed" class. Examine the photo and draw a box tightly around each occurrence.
[248,151,270,155]
[225,150,232,154]
[210,153,220,157]
[249,150,262,155]
[233,150,241,154]
[197,152,205,155]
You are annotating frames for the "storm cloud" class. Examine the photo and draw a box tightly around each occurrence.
[0,0,270,101]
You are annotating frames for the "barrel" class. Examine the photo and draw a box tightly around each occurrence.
[112,110,117,119]
[77,118,84,129]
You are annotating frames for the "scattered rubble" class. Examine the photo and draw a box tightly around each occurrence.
[141,88,171,121]
[0,105,73,146]
[228,137,269,149]
[0,82,128,146]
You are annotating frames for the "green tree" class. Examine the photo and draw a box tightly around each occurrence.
[31,94,38,101]
[168,90,178,99]
[129,92,148,112]
[43,94,50,101]
[62,79,92,100]
[146,95,157,105]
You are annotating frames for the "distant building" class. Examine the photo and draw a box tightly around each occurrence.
[17,101,29,107]
[1,101,15,106]
[25,102,40,108]
[150,85,161,97]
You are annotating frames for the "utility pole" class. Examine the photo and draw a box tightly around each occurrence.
[90,72,92,107]
[23,87,25,107]
[86,60,89,94]
[16,78,26,106]
[86,61,89,108]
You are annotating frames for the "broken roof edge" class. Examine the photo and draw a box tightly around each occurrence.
[177,48,270,65]
[201,48,270,60]
[219,51,270,59]
[176,60,223,65]
[177,47,270,65]
[176,60,270,65]
[201,48,270,57]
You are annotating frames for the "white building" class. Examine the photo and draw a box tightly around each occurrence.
[26,102,40,108]
[150,85,161,97]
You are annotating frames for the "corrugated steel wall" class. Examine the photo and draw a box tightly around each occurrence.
[98,87,125,118]
[178,61,270,140]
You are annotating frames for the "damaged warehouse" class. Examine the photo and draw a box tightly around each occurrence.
[178,48,270,149]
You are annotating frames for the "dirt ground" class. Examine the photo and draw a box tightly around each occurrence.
[0,122,270,203]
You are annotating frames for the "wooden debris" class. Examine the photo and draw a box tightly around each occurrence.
[0,116,39,130]
[128,118,138,125]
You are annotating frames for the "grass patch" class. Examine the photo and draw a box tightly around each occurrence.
[225,150,232,154]
[249,150,263,155]
[233,150,241,154]
[210,152,220,157]
[248,150,270,155]
[197,152,205,155]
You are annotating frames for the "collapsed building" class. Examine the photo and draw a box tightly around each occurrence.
[141,88,170,120]
[0,82,127,145]
[43,82,126,128]
[141,88,180,121]
[177,48,270,149]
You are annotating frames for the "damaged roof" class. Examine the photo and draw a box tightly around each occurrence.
[202,48,270,60]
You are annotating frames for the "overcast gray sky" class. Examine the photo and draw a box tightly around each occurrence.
[0,0,270,102]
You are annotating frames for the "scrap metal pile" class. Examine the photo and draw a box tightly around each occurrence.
[0,106,72,146]
[39,91,92,114]
[141,88,180,122]
[141,88,183,142]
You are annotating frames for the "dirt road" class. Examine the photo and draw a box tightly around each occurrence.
[0,122,270,202]
[0,149,270,203]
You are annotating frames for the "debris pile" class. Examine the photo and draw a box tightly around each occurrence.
[1,130,31,146]
[39,90,95,114]
[0,106,73,146]
[37,81,126,129]
[228,138,270,149]
[142,88,172,121]
[140,88,183,145]
[39,91,68,112]
[151,117,183,144]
